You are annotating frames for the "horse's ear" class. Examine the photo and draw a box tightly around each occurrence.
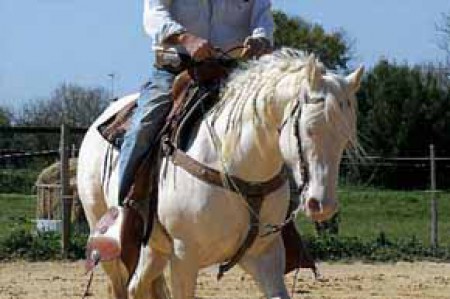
[346,66,364,93]
[306,54,322,90]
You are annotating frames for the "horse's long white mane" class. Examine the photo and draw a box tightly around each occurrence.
[210,48,311,131]
[207,48,318,163]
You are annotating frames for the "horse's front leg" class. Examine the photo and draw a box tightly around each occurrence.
[240,236,290,299]
[170,239,199,299]
[128,220,173,299]
[99,261,130,299]
[128,247,170,299]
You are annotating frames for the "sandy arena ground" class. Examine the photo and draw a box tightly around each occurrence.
[1,261,450,299]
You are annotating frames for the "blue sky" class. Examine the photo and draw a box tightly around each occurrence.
[1,0,449,109]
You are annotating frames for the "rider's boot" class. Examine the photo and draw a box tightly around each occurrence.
[86,155,156,277]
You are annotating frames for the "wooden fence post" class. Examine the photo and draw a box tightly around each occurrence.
[71,144,77,158]
[430,144,438,249]
[60,124,72,257]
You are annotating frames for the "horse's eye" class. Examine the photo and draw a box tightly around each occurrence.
[311,97,325,104]
[304,93,325,104]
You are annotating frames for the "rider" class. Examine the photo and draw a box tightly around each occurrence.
[118,0,275,237]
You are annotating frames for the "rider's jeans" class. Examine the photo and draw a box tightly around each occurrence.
[118,69,174,202]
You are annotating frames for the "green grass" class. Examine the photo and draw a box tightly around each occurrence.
[1,187,450,248]
[0,194,36,240]
[297,187,450,247]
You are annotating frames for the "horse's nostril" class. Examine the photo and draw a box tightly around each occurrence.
[307,198,321,213]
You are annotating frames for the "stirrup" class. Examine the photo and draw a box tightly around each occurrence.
[85,206,144,276]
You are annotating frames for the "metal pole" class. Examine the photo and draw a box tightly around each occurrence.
[430,144,438,248]
[60,124,72,257]
[108,73,115,99]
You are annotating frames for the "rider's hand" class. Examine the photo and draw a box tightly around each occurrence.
[242,37,272,58]
[177,33,216,61]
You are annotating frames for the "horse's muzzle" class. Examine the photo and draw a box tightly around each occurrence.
[304,198,338,223]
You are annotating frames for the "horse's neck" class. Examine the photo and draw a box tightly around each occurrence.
[203,97,285,182]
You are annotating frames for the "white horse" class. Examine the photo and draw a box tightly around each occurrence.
[77,49,363,299]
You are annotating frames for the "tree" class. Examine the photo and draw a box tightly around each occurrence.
[0,107,11,126]
[18,83,109,128]
[13,83,109,150]
[273,11,353,70]
[354,60,450,188]
[0,107,13,149]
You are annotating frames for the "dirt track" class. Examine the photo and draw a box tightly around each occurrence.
[1,261,450,299]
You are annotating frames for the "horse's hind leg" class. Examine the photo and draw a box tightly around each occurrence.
[240,236,290,299]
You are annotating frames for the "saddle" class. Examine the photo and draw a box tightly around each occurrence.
[98,60,229,149]
[90,60,316,278]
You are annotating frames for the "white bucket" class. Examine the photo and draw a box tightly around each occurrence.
[35,219,62,232]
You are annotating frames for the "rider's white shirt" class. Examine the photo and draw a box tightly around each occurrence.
[143,0,274,52]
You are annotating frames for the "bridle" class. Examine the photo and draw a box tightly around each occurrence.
[292,104,310,210]
[262,95,311,236]
[279,88,327,214]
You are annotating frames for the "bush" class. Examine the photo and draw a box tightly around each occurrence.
[307,232,450,262]
[0,169,41,194]
[0,227,87,261]
[1,227,449,263]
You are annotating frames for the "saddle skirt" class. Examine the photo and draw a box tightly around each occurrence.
[97,100,137,149]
